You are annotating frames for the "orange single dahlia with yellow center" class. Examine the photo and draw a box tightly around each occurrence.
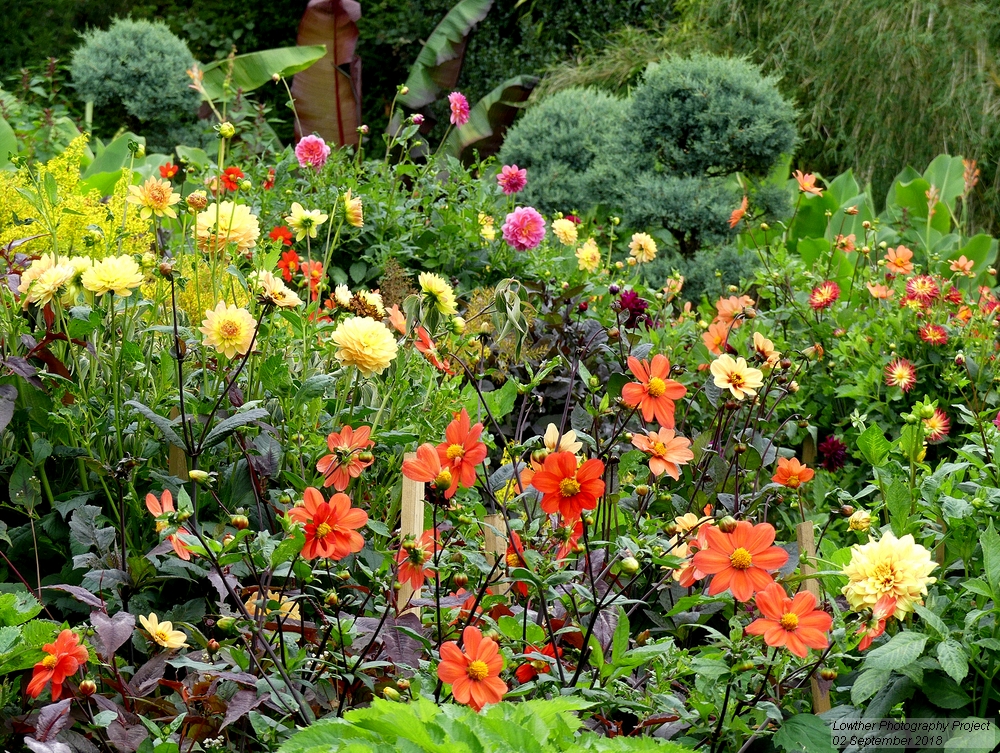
[729,547,753,570]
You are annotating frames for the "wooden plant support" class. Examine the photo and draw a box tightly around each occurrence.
[795,520,831,713]
[482,513,510,597]
[397,451,425,615]
[167,408,189,481]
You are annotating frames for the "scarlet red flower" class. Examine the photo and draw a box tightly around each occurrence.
[630,428,694,479]
[506,530,529,597]
[906,275,940,304]
[923,408,950,443]
[553,519,583,560]
[884,358,917,392]
[286,487,368,560]
[145,489,191,560]
[856,595,896,651]
[809,281,840,310]
[263,168,276,190]
[437,625,507,711]
[396,528,440,590]
[515,643,562,683]
[691,521,788,602]
[415,326,456,374]
[918,323,948,346]
[270,225,294,247]
[221,166,244,192]
[277,250,300,282]
[436,408,488,495]
[530,452,605,523]
[316,425,375,491]
[300,260,324,300]
[27,629,89,700]
[402,443,455,494]
[621,354,687,428]
[771,457,815,488]
[744,583,832,658]
[159,162,178,179]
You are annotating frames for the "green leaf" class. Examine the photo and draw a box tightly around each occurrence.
[201,46,326,102]
[863,631,927,671]
[270,528,305,569]
[398,0,495,109]
[201,408,269,449]
[81,132,145,178]
[981,521,1000,595]
[445,75,538,159]
[0,590,42,627]
[773,714,836,753]
[611,607,629,666]
[125,400,186,448]
[0,116,17,167]
[851,668,891,704]
[886,480,911,536]
[857,423,891,466]
[912,604,948,639]
[922,154,966,214]
[936,639,969,683]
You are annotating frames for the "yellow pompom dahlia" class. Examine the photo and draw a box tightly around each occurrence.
[551,218,578,246]
[199,301,257,358]
[576,238,601,273]
[332,316,398,377]
[418,272,458,316]
[841,532,937,619]
[81,255,146,297]
[196,201,261,255]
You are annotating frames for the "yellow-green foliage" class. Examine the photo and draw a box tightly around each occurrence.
[0,135,153,258]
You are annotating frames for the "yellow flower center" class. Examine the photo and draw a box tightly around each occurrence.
[41,654,58,669]
[466,659,490,681]
[647,377,667,397]
[729,547,753,570]
[434,469,453,490]
[652,442,667,457]
[786,475,800,488]
[506,552,521,567]
[155,520,168,533]
[315,522,333,539]
[155,628,172,643]
[446,444,465,460]
[220,320,240,339]
[728,373,745,389]
[559,477,581,497]
[872,563,898,592]
[780,612,799,630]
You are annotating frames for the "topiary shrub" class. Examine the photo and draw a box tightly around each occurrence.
[70,18,200,127]
[498,87,627,215]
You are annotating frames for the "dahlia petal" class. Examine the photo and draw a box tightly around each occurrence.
[468,679,487,711]
[463,626,482,656]
[691,548,731,574]
[744,617,775,636]
[754,583,790,621]
[745,523,777,554]
[145,493,163,516]
[783,632,809,658]
[627,356,649,383]
[703,525,736,555]
[762,624,789,648]
[789,591,817,616]
[796,627,831,650]
[451,675,472,705]
[729,571,755,602]
[621,383,646,409]
[751,547,789,570]
[744,567,777,594]
[706,567,734,595]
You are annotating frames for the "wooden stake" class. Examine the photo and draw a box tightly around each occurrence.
[397,452,425,614]
[796,520,830,713]
[168,408,188,481]
[482,513,509,596]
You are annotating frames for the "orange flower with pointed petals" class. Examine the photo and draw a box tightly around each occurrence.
[885,245,914,275]
[414,327,456,375]
[396,528,440,590]
[772,457,814,488]
[745,583,832,657]
[793,170,823,196]
[867,282,894,300]
[631,428,694,479]
[691,521,788,602]
[856,595,896,651]
[530,451,605,523]
[437,625,507,711]
[436,408,488,493]
[146,490,192,561]
[403,443,456,496]
[729,195,748,228]
[286,487,368,560]
[316,425,374,491]
[515,643,562,683]
[884,358,917,392]
[27,629,89,700]
[714,295,755,328]
[553,519,583,560]
[702,320,729,355]
[621,354,687,428]
[387,304,407,334]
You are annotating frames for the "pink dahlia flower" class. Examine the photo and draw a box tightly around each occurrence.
[448,92,470,127]
[502,207,546,251]
[497,164,527,194]
[295,134,331,170]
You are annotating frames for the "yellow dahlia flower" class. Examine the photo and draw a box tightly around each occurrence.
[418,272,458,316]
[576,238,601,273]
[629,232,658,263]
[286,202,328,241]
[244,590,302,622]
[127,177,181,219]
[332,316,398,377]
[196,201,260,255]
[24,263,76,308]
[710,354,764,400]
[479,213,496,242]
[551,218,579,246]
[841,532,937,618]
[139,613,188,649]
[82,255,146,297]
[199,301,257,358]
[343,189,364,228]
[359,289,385,316]
[252,270,302,309]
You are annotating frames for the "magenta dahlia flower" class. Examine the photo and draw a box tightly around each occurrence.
[501,207,546,251]
[295,135,331,170]
[448,92,470,127]
[497,164,527,194]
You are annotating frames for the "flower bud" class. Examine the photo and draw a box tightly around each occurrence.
[734,660,756,672]
[848,509,871,532]
[620,556,640,575]
[788,381,799,393]
[578,301,588,312]
[734,443,748,454]
[636,629,651,646]
[607,327,620,339]
[134,143,146,158]
[230,513,249,531]
[718,516,738,533]
[609,284,620,295]
[398,85,409,95]
[359,124,370,134]
[531,449,549,466]
[216,616,237,634]
[862,220,872,230]
[760,222,770,231]
[819,668,838,681]
[239,179,252,191]
[396,678,411,690]
[955,352,966,366]
[186,191,209,211]
[583,515,595,527]
[222,534,235,546]
[159,261,175,279]
[635,484,650,497]
[920,404,936,420]
[79,679,97,696]
[484,630,501,642]
[358,450,375,464]
[272,73,281,82]
[454,573,468,588]
[412,113,425,125]
[744,307,757,319]
[383,686,401,701]
[325,590,339,607]
[779,358,792,370]
[840,505,855,516]
[845,206,858,215]
[207,639,220,653]
[218,122,236,139]
[450,316,466,335]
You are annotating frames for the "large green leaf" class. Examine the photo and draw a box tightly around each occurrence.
[773,714,836,753]
[290,0,362,146]
[445,74,538,160]
[787,190,838,250]
[398,0,494,110]
[201,45,327,102]
[0,117,17,168]
[922,154,966,215]
[863,631,927,671]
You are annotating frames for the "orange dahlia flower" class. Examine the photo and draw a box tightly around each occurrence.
[402,443,456,496]
[729,195,748,228]
[27,629,89,700]
[745,582,832,658]
[793,170,823,196]
[145,489,192,561]
[437,625,507,711]
[885,245,914,275]
[621,354,687,428]
[437,408,488,493]
[772,457,815,488]
[286,487,368,561]
[691,521,788,602]
[530,451,605,523]
[631,428,694,479]
[316,425,375,491]
[856,594,896,651]
[396,528,439,590]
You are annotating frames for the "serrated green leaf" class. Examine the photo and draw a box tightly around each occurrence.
[773,714,836,753]
[936,639,969,683]
[863,631,927,671]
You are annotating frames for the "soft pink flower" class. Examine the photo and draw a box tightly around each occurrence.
[497,165,527,194]
[295,135,331,170]
[412,113,425,125]
[501,207,546,251]
[448,92,470,127]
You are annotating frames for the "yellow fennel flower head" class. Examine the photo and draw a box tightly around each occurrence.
[576,237,601,273]
[196,201,261,255]
[285,202,328,241]
[551,218,579,246]
[418,272,458,315]
[82,255,146,297]
[479,213,496,242]
[251,269,302,309]
[139,613,188,649]
[841,532,937,619]
[343,189,364,228]
[23,262,76,309]
[629,232,658,263]
[127,177,181,219]
[199,301,257,358]
[332,316,399,377]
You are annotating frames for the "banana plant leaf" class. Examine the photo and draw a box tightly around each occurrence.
[201,46,327,102]
[445,75,539,161]
[398,0,494,110]
[0,117,16,168]
[291,0,362,147]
